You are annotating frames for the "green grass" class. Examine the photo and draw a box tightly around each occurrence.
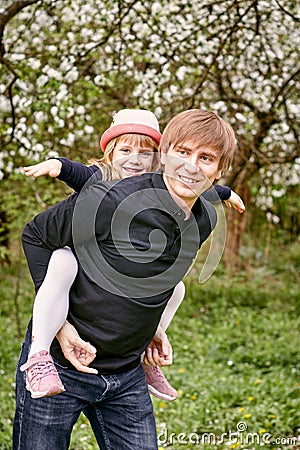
[1,241,300,449]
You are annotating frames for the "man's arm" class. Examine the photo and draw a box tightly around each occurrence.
[143,325,173,367]
[56,321,98,373]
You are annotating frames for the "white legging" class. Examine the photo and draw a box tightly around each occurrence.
[160,281,185,332]
[28,247,185,358]
[29,248,78,357]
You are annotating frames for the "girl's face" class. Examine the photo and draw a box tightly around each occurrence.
[111,139,156,179]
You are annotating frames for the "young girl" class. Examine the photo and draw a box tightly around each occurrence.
[21,109,245,401]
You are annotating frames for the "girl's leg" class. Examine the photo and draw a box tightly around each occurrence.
[159,281,185,331]
[142,281,185,402]
[21,247,78,399]
[29,247,78,356]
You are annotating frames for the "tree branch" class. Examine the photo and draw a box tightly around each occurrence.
[8,72,17,139]
[77,0,140,60]
[190,0,259,107]
[271,66,300,109]
[0,1,40,139]
[274,0,300,22]
[0,0,39,57]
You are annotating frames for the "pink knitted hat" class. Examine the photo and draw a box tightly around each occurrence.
[100,109,161,151]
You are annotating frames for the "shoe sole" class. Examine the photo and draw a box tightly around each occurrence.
[147,384,178,401]
[26,382,65,399]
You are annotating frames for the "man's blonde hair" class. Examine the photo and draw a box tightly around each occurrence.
[89,133,160,180]
[159,109,237,170]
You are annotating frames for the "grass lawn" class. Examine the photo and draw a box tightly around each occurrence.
[0,242,299,449]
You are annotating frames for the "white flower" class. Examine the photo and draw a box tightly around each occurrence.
[32,143,44,152]
[46,68,62,80]
[50,106,59,117]
[76,105,86,114]
[47,150,59,158]
[36,75,49,88]
[60,133,75,146]
[11,53,25,61]
[48,45,57,52]
[58,119,65,128]
[235,113,247,123]
[34,111,46,122]
[84,125,94,134]
[64,68,79,83]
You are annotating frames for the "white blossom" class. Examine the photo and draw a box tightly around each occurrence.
[0,0,298,198]
[84,125,94,134]
[235,113,247,123]
[50,106,59,117]
[57,119,65,128]
[32,143,44,153]
[36,75,49,88]
[60,133,75,146]
[45,67,62,81]
[47,150,60,158]
[34,111,46,122]
[76,105,86,114]
[10,53,25,61]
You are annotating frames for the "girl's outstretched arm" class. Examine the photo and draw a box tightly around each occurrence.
[224,190,245,213]
[23,159,63,178]
[203,185,245,213]
[24,158,101,192]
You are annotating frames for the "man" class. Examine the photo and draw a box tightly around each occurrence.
[13,109,237,449]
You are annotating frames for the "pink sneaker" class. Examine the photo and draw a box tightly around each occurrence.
[20,350,65,399]
[142,363,178,401]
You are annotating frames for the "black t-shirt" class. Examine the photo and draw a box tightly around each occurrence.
[22,172,217,373]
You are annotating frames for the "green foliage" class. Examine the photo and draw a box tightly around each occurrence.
[0,173,72,263]
[0,239,299,449]
[153,250,300,449]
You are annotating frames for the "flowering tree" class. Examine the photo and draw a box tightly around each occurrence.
[0,0,299,264]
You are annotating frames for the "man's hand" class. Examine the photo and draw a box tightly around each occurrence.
[23,159,62,178]
[143,326,173,367]
[56,321,98,374]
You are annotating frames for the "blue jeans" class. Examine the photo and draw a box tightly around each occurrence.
[13,328,158,450]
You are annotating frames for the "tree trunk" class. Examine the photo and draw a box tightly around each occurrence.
[0,209,10,265]
[223,184,250,270]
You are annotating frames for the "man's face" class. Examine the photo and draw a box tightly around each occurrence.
[161,141,223,210]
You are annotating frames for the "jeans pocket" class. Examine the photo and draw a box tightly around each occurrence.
[52,356,69,370]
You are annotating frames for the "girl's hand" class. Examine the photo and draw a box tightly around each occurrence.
[23,159,62,178]
[224,190,245,213]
